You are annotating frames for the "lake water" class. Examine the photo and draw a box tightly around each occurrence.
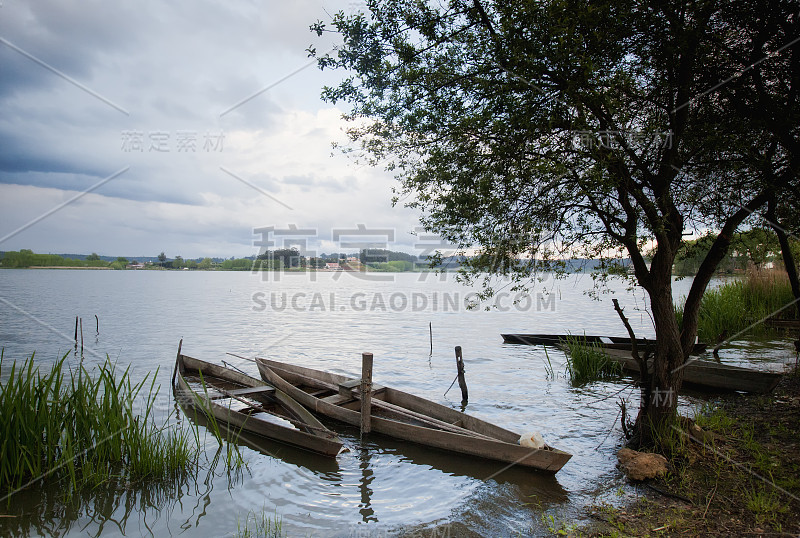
[0,269,794,537]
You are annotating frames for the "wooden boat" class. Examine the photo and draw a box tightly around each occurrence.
[502,333,708,353]
[764,319,800,330]
[593,348,783,394]
[174,352,343,457]
[255,358,572,473]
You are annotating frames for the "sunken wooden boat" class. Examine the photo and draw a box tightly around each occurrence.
[255,357,572,473]
[592,348,783,394]
[502,333,708,353]
[764,319,800,330]
[174,352,344,457]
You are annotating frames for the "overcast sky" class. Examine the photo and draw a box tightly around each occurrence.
[0,0,425,259]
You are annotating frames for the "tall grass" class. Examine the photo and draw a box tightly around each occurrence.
[676,269,796,342]
[235,508,284,538]
[542,347,556,380]
[562,335,623,385]
[0,351,200,498]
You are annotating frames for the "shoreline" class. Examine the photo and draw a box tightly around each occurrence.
[4,266,431,273]
[577,367,800,536]
[25,266,113,270]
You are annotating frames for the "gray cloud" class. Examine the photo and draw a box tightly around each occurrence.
[0,0,421,257]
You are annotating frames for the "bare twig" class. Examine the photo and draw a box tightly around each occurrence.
[619,397,632,439]
[613,298,652,421]
[702,482,718,519]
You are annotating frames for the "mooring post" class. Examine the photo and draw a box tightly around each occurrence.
[360,352,374,434]
[173,338,183,386]
[455,346,468,406]
[794,336,799,367]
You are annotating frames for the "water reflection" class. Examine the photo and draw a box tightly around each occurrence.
[176,395,343,476]
[0,468,192,538]
[357,446,377,523]
[360,429,569,504]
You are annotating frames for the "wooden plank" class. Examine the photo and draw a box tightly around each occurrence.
[192,376,334,437]
[360,352,373,434]
[259,361,499,440]
[225,385,275,397]
[260,359,519,440]
[321,393,357,406]
[176,373,342,456]
[765,319,800,329]
[176,354,343,457]
[338,378,361,395]
[255,359,572,473]
[259,359,572,471]
[339,379,385,395]
[502,333,708,353]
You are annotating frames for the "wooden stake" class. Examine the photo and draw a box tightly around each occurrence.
[95,314,99,334]
[429,322,433,355]
[360,352,373,434]
[79,318,84,354]
[74,316,78,346]
[172,339,183,386]
[455,346,468,405]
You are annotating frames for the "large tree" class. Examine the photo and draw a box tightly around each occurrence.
[311,0,798,444]
[680,0,800,325]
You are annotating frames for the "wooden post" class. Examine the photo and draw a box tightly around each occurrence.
[429,322,433,355]
[74,316,78,346]
[79,318,84,354]
[172,338,183,386]
[794,338,799,368]
[95,314,99,334]
[455,346,468,405]
[360,352,373,434]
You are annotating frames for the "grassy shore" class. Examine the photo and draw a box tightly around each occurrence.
[0,352,200,497]
[575,368,800,536]
[676,269,796,342]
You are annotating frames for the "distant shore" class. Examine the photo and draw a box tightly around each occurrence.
[26,266,113,270]
[12,266,424,272]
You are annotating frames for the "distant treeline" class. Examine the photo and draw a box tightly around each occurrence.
[18,246,767,275]
[0,250,126,269]
[252,248,427,271]
[0,248,431,272]
[674,228,800,276]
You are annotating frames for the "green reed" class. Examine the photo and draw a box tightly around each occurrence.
[0,351,199,498]
[676,269,796,342]
[235,508,284,538]
[542,346,556,380]
[562,335,622,385]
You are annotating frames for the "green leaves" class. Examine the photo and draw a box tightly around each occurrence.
[309,0,796,305]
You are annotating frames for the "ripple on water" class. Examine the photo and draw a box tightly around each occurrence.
[0,271,792,537]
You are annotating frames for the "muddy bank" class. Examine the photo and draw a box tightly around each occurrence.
[584,367,800,536]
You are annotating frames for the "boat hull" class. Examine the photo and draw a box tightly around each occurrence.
[256,358,572,473]
[598,348,782,394]
[175,353,343,457]
[502,333,708,353]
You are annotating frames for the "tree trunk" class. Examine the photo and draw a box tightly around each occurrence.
[767,198,800,319]
[680,191,773,352]
[632,279,684,446]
